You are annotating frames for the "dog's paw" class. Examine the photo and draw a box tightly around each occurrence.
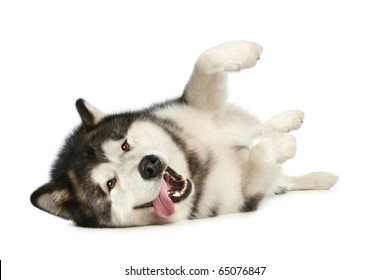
[262,110,305,134]
[196,41,263,74]
[275,133,297,164]
[303,172,339,190]
[262,133,297,164]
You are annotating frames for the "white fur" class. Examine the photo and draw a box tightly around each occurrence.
[152,41,337,220]
[110,40,338,225]
[261,110,305,135]
[84,100,106,124]
[95,121,195,226]
[34,41,337,227]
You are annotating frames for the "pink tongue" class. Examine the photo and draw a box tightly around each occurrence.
[153,179,175,218]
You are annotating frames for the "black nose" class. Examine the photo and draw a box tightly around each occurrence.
[138,155,164,180]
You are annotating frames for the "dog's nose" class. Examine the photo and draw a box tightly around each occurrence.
[138,155,164,180]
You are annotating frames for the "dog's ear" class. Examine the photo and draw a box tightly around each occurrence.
[30,182,74,219]
[75,98,106,131]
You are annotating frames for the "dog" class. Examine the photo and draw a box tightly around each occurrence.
[30,41,338,227]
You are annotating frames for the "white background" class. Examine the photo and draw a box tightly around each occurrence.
[1,0,389,279]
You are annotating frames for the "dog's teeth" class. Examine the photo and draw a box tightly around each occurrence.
[172,192,180,197]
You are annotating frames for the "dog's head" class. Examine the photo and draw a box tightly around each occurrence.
[31,99,194,227]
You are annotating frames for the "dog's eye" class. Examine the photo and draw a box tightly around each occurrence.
[106,178,117,190]
[121,140,130,152]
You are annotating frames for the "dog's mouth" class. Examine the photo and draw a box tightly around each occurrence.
[134,166,192,218]
[164,166,192,202]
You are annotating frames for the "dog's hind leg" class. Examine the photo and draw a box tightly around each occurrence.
[182,41,263,118]
[242,133,297,209]
[257,112,338,193]
[277,172,339,194]
[241,133,338,211]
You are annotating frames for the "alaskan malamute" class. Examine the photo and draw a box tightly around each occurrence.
[31,41,338,227]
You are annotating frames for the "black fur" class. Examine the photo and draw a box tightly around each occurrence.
[209,207,218,218]
[240,193,264,213]
[75,99,98,131]
[189,155,214,218]
[30,182,74,219]
[31,109,141,226]
[31,96,213,227]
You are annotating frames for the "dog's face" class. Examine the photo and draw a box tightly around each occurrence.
[31,99,193,227]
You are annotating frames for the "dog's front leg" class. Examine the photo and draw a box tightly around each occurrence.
[182,41,263,118]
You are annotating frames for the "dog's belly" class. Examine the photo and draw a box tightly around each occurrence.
[154,104,252,217]
[194,147,245,218]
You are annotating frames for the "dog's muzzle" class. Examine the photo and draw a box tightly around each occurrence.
[134,164,193,217]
